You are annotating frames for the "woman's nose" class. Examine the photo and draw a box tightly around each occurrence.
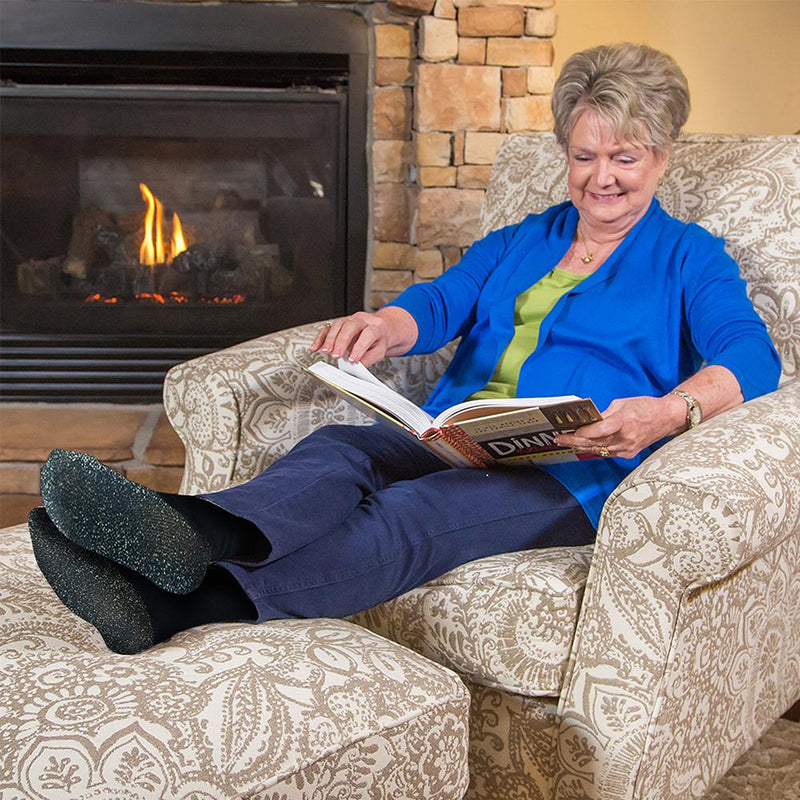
[592,159,616,187]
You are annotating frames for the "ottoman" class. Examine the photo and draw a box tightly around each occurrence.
[0,523,470,799]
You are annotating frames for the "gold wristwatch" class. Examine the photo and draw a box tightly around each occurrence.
[670,389,702,429]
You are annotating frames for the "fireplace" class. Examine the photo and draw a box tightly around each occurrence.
[0,0,368,401]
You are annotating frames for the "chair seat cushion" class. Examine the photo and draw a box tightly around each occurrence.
[353,544,595,696]
[0,523,469,800]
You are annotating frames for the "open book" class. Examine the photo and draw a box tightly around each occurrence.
[306,359,603,468]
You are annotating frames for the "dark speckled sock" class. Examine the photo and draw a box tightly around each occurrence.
[28,507,154,655]
[40,449,264,595]
[158,493,266,564]
[127,565,257,643]
[29,508,257,653]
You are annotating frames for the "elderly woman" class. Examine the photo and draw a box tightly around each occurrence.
[30,43,779,654]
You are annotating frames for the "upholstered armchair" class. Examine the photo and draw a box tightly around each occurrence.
[164,134,800,800]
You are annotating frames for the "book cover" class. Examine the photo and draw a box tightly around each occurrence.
[306,359,602,467]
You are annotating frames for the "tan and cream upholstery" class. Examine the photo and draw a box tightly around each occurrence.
[0,521,470,798]
[162,134,800,799]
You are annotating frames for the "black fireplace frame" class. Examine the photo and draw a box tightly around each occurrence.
[0,0,369,402]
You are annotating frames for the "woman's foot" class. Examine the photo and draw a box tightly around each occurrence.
[29,508,258,653]
[28,507,155,655]
[40,449,212,594]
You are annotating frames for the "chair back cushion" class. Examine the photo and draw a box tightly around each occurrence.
[480,133,800,384]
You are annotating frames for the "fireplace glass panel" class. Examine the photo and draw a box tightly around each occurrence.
[1,90,347,338]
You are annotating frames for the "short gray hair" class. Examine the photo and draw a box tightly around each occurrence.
[552,43,690,153]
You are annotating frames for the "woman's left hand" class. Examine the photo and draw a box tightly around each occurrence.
[554,395,684,460]
[555,366,745,459]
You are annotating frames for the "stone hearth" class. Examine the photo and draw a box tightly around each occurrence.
[0,405,185,526]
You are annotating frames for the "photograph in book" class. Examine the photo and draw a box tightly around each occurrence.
[306,359,604,468]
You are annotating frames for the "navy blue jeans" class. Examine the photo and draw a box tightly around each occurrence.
[203,424,595,622]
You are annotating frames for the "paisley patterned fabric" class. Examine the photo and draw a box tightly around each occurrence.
[160,134,800,800]
[0,523,470,799]
[352,545,594,696]
[556,381,800,800]
[462,687,800,800]
[464,683,559,800]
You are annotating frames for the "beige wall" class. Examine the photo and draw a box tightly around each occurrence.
[554,0,800,135]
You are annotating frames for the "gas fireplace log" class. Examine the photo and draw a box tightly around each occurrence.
[212,189,254,210]
[95,227,123,259]
[20,201,292,304]
[235,243,288,300]
[63,206,116,280]
[159,267,193,297]
[182,209,263,256]
[95,263,129,299]
[172,245,218,298]
[112,212,150,238]
[17,257,61,296]
[173,244,216,276]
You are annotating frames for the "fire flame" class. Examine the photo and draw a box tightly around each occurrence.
[171,211,187,255]
[138,183,187,266]
[83,184,245,305]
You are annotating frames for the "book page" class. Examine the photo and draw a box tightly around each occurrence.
[335,358,389,389]
[433,394,580,427]
[306,361,434,434]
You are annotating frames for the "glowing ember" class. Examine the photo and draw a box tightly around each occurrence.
[84,291,244,305]
[134,292,166,304]
[138,183,187,266]
[202,294,246,305]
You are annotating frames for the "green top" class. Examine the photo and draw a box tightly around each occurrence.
[470,267,587,400]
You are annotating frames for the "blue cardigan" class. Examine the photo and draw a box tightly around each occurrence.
[389,199,781,527]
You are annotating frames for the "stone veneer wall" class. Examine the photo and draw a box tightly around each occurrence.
[367,0,557,308]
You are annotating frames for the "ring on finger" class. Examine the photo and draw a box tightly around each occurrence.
[598,445,611,458]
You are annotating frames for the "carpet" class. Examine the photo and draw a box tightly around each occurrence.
[704,718,800,799]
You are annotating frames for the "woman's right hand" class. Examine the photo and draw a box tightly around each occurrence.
[310,307,419,367]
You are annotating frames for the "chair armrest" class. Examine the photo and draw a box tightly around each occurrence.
[163,320,454,494]
[601,379,800,584]
[555,380,800,800]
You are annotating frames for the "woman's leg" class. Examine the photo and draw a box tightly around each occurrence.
[202,424,448,562]
[38,425,445,593]
[32,436,592,649]
[32,424,445,652]
[223,466,595,622]
[131,565,256,643]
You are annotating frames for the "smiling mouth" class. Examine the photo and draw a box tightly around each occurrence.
[589,191,624,200]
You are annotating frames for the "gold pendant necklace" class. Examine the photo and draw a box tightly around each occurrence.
[577,224,594,265]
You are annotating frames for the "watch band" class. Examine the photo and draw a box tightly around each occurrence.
[670,389,702,429]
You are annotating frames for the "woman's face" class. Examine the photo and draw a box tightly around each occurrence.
[567,110,669,234]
